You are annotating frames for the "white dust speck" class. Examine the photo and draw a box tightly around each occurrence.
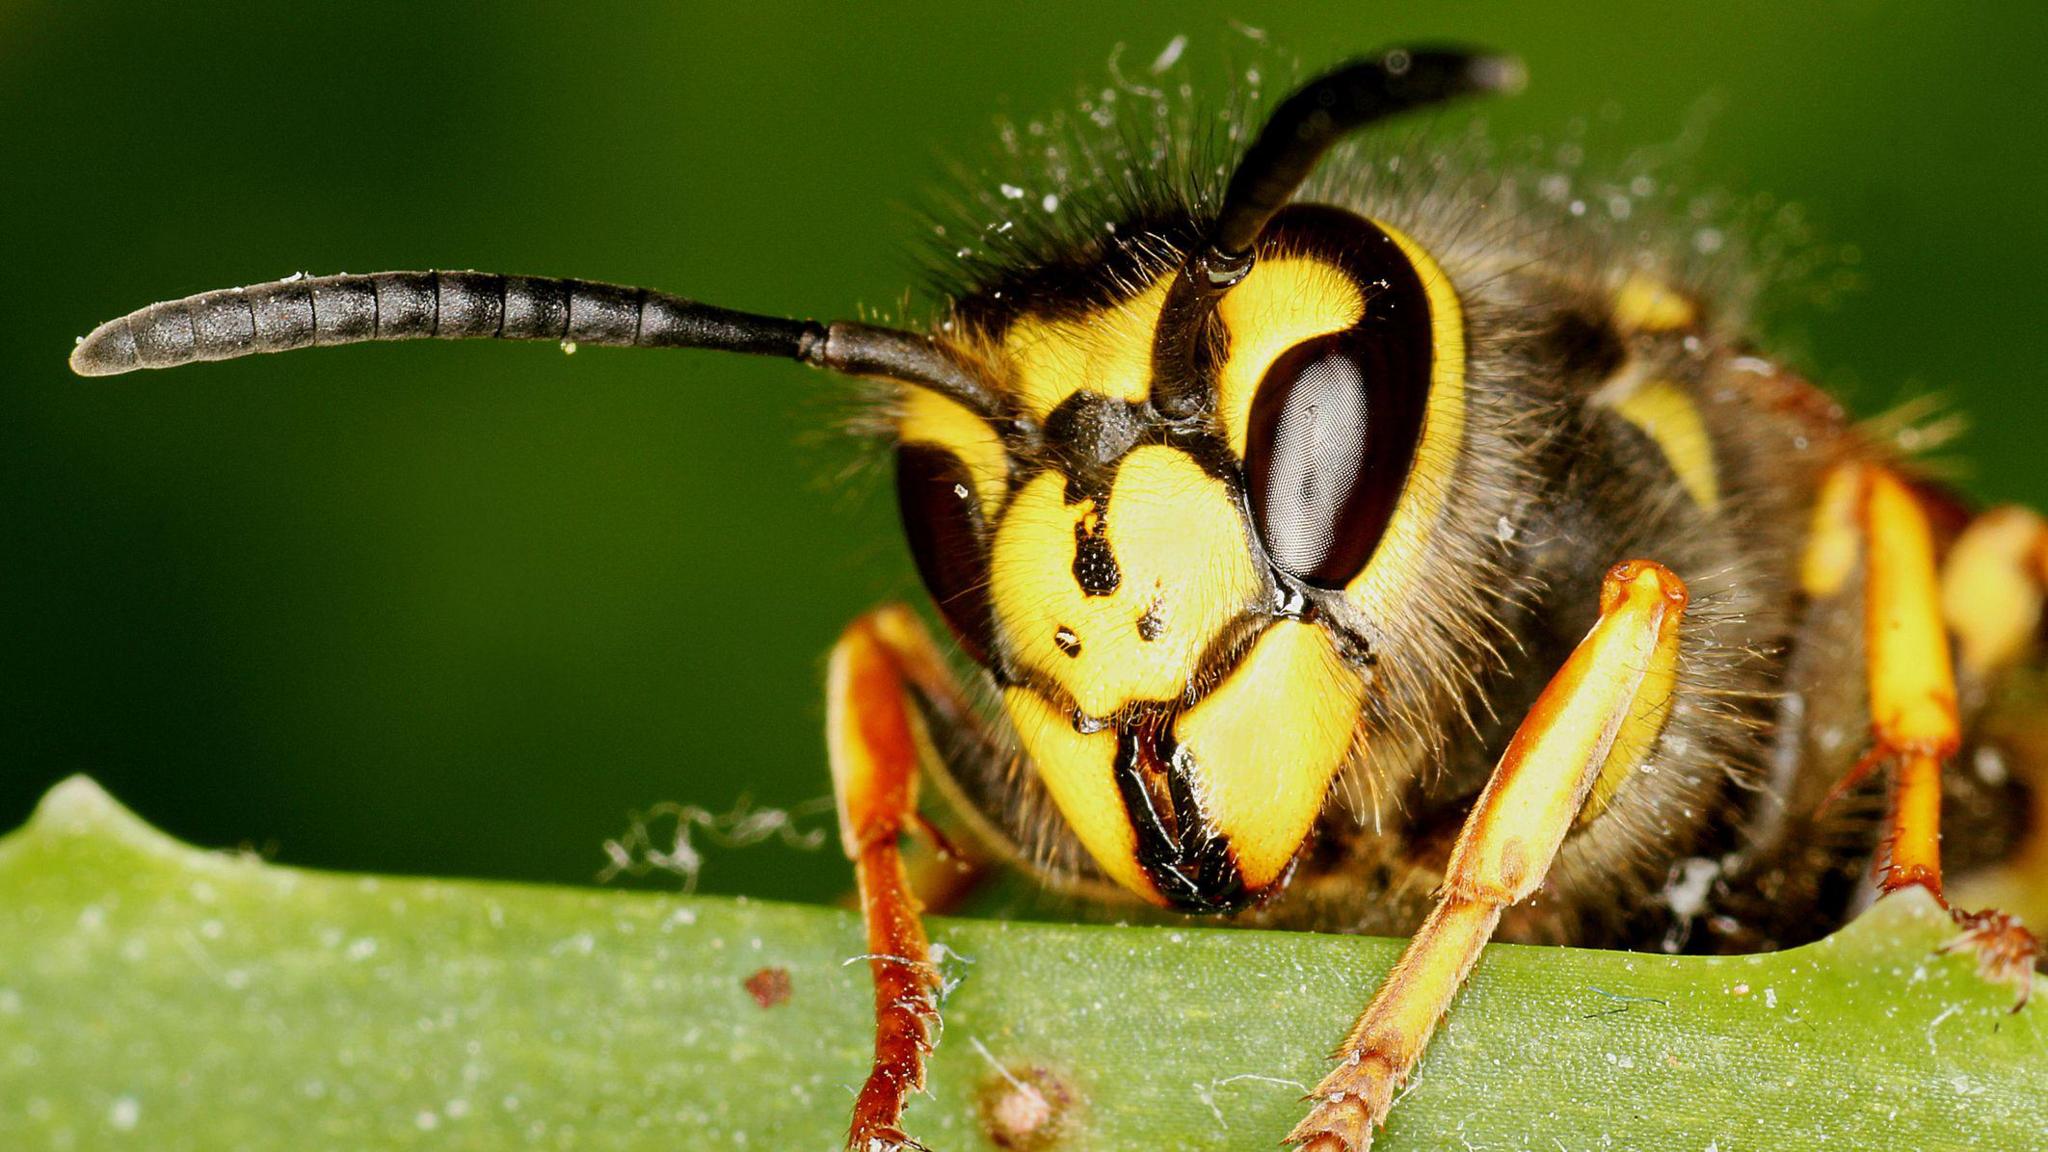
[999,183,1025,201]
[109,1096,140,1131]
[1664,857,1720,920]
[345,937,379,962]
[1150,35,1187,74]
[560,341,578,355]
[1973,747,2009,785]
[446,1098,471,1119]
[77,904,106,931]
[1763,987,1777,1009]
[0,989,19,1015]
[415,1110,440,1131]
[1041,194,1060,213]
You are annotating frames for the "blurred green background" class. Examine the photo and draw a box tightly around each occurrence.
[6,4,2045,906]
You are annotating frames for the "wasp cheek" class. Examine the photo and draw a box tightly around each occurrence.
[1174,620,1367,891]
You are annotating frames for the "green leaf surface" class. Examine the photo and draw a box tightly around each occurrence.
[1,777,2041,1151]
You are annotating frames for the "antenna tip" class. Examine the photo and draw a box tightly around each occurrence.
[69,320,138,377]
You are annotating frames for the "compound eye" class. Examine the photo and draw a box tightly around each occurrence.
[1243,330,1429,588]
[895,443,996,664]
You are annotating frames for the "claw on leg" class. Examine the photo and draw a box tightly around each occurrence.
[1941,908,2042,1011]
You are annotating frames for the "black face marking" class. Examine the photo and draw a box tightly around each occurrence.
[1044,390,1143,473]
[1113,711,1251,913]
[1137,601,1166,642]
[1053,626,1081,658]
[1071,504,1121,597]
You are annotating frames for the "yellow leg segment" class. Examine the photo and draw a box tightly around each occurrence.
[826,605,974,1152]
[1287,561,1687,1151]
[1814,468,1960,896]
[1810,466,2043,1006]
[1941,505,2048,681]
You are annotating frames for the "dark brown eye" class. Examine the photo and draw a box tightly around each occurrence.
[1244,329,1429,588]
[895,444,995,664]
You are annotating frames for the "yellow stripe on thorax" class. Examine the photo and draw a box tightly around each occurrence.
[1609,378,1721,512]
[1613,274,1699,333]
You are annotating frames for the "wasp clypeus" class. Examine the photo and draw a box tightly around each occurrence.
[69,44,2045,1152]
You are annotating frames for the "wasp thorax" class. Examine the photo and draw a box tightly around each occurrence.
[894,206,1464,910]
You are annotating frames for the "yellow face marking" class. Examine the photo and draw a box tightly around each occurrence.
[1613,274,1698,333]
[979,216,1469,905]
[1942,506,2048,677]
[989,445,1262,718]
[1002,685,1161,903]
[1342,221,1466,618]
[1449,562,1687,902]
[1000,278,1170,423]
[896,387,1008,519]
[1214,257,1367,459]
[1609,378,1721,511]
[1173,620,1365,888]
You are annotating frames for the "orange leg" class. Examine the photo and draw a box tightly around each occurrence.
[1288,562,1688,1151]
[1814,467,2042,1004]
[827,605,975,1151]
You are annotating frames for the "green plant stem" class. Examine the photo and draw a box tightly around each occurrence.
[1,777,2041,1150]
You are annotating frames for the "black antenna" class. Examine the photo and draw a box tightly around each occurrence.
[68,270,997,414]
[1148,46,1524,419]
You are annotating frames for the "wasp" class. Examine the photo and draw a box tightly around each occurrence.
[68,44,2045,1151]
